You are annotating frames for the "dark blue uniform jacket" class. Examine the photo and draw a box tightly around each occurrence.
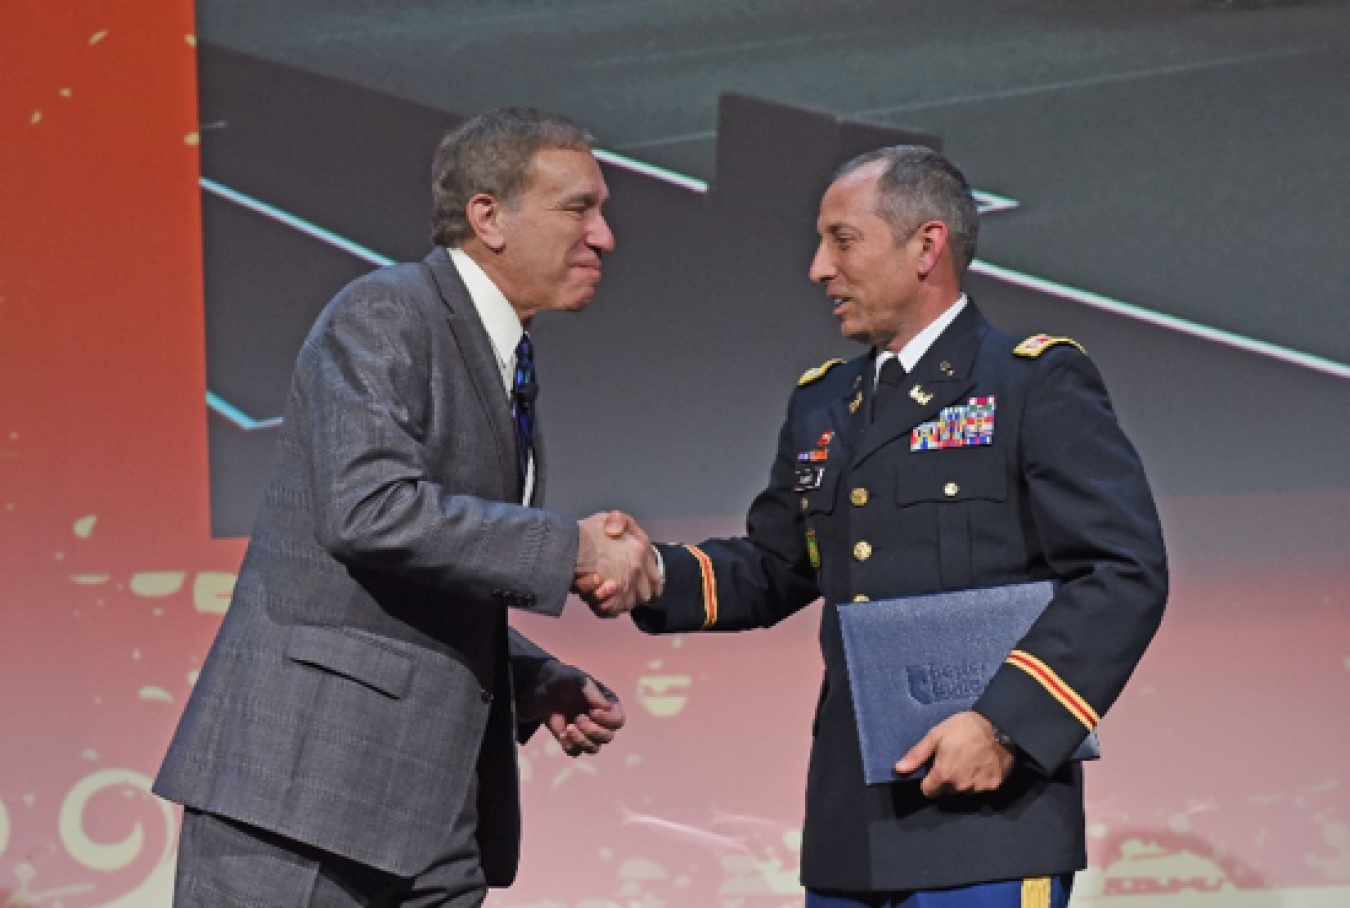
[634,302,1167,892]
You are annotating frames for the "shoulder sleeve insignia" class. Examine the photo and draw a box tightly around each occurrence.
[798,358,845,386]
[1013,334,1087,358]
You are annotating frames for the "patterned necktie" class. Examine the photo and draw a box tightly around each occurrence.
[511,333,537,497]
[871,356,905,423]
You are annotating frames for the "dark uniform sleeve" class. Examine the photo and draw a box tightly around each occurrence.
[633,400,821,634]
[973,346,1167,773]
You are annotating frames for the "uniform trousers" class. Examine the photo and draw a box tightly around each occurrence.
[172,796,486,908]
[806,874,1073,908]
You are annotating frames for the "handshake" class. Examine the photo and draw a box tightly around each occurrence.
[573,511,662,617]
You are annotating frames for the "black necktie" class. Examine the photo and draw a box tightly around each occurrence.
[511,334,537,497]
[871,356,905,423]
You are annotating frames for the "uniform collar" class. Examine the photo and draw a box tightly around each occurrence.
[874,294,968,380]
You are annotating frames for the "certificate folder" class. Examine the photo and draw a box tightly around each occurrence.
[837,581,1100,784]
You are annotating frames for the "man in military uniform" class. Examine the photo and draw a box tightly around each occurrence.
[626,146,1168,907]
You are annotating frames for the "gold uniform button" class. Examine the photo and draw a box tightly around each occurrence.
[853,594,870,603]
[853,541,873,562]
[943,482,960,498]
[849,488,869,507]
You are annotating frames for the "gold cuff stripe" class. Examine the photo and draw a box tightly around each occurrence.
[684,544,718,629]
[1021,876,1052,908]
[1007,650,1099,730]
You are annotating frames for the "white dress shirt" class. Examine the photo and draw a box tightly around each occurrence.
[448,247,535,503]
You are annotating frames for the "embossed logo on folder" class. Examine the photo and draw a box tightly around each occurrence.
[906,662,997,704]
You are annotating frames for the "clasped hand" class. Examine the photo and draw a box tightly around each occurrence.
[573,511,662,617]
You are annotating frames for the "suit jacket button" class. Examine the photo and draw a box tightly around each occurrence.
[853,541,872,562]
[944,482,960,497]
[849,488,869,507]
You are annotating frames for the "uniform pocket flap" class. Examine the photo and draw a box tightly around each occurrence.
[286,625,414,699]
[896,447,1007,505]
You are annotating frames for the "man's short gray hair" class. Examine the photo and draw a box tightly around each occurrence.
[834,145,979,274]
[431,108,595,247]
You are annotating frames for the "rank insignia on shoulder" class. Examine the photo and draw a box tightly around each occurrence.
[798,358,844,386]
[1014,334,1087,358]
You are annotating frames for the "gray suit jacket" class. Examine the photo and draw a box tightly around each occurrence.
[155,250,580,882]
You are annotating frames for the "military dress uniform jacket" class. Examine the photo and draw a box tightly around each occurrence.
[154,250,581,883]
[633,302,1167,892]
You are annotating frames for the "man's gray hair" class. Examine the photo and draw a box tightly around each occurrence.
[834,145,979,274]
[431,108,595,247]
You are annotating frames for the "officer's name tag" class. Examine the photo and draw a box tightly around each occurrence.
[794,465,825,491]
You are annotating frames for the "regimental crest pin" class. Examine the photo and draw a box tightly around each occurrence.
[909,385,934,407]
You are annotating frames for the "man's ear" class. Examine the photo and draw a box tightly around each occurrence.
[466,193,506,252]
[914,221,949,279]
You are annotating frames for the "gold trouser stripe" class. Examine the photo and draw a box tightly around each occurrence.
[1021,876,1052,908]
[684,544,718,629]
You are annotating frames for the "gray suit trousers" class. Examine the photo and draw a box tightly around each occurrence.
[173,806,486,908]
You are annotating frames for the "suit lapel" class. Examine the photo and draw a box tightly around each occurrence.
[422,250,521,501]
[852,303,988,470]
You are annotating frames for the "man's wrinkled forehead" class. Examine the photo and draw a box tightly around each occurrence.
[519,147,606,202]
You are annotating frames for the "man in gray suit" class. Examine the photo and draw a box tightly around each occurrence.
[154,108,660,907]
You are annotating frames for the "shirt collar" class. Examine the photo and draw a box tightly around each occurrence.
[876,294,968,378]
[448,247,524,395]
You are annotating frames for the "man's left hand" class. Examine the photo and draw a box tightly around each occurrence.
[536,670,626,757]
[895,710,1016,798]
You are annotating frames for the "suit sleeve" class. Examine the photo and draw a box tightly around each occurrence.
[297,274,577,615]
[973,347,1167,772]
[633,398,820,634]
[507,627,555,743]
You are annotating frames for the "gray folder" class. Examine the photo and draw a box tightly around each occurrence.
[837,580,1100,785]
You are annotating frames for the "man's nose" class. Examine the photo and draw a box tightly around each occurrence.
[808,242,834,283]
[589,214,616,252]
